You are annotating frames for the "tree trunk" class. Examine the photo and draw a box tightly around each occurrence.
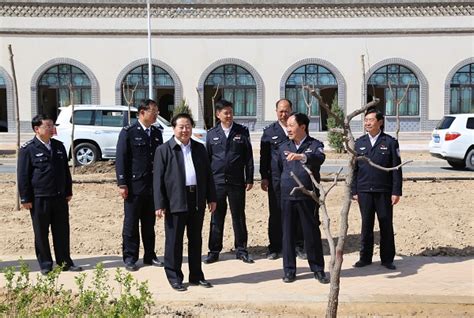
[8,44,20,211]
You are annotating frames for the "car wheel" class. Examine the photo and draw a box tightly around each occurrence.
[465,149,474,171]
[74,143,99,166]
[447,159,466,169]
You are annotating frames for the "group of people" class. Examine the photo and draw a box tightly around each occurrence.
[17,97,403,292]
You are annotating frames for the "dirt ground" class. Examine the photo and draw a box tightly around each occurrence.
[0,153,473,316]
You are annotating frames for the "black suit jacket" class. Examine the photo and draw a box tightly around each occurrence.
[351,132,403,196]
[115,122,163,195]
[154,138,217,213]
[18,137,72,203]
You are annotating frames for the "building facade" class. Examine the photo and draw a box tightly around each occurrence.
[0,0,473,133]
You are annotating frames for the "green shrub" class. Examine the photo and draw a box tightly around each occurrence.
[1,261,154,317]
[172,99,193,119]
[327,97,345,153]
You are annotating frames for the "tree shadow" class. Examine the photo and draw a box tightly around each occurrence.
[340,247,472,279]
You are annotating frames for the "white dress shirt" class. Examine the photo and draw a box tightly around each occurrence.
[174,137,197,186]
[368,131,381,147]
[221,123,233,138]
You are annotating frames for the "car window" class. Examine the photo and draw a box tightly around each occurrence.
[96,110,124,127]
[466,117,474,130]
[72,110,94,125]
[435,116,455,129]
[129,111,138,125]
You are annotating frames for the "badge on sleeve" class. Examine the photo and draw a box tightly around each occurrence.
[396,148,401,157]
[317,147,324,154]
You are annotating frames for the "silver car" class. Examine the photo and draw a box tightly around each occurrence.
[54,104,207,165]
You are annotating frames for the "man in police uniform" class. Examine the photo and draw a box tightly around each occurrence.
[116,99,164,271]
[260,98,305,260]
[204,99,255,264]
[18,114,82,275]
[351,108,402,270]
[276,112,329,284]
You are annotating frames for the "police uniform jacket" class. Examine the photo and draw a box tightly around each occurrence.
[351,132,402,196]
[276,136,325,201]
[115,122,163,196]
[153,138,217,213]
[18,137,72,203]
[260,121,288,181]
[206,122,254,186]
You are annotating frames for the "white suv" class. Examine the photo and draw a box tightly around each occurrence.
[429,113,474,170]
[54,105,207,166]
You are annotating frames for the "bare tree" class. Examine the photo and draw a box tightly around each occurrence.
[294,56,412,317]
[8,44,20,211]
[301,83,315,117]
[196,87,207,129]
[68,83,76,174]
[122,81,138,125]
[387,80,411,140]
[211,83,220,127]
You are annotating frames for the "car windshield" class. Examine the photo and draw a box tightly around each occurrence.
[436,116,455,130]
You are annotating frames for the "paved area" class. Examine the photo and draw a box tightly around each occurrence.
[0,254,472,306]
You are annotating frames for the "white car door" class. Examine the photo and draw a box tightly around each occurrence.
[93,110,126,159]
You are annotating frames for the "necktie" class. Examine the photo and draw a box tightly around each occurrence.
[145,128,150,137]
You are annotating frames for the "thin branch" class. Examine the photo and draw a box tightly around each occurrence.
[357,157,413,171]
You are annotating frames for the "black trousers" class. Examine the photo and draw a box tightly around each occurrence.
[208,184,248,256]
[357,192,395,264]
[281,199,325,276]
[269,182,305,254]
[30,196,73,271]
[164,189,205,285]
[122,194,156,264]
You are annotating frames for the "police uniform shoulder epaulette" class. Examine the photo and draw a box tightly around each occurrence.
[263,124,271,131]
[20,140,33,148]
[208,126,218,132]
[123,124,132,131]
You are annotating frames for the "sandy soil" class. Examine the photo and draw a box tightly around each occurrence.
[0,155,473,316]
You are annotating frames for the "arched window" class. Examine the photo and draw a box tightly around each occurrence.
[367,64,419,116]
[450,63,473,114]
[121,65,175,120]
[38,64,91,121]
[285,64,338,131]
[204,64,256,128]
[0,75,7,132]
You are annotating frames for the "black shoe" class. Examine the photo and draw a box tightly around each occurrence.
[381,262,396,270]
[236,254,254,264]
[203,253,219,264]
[314,271,330,284]
[295,248,307,260]
[170,282,187,292]
[40,268,52,275]
[125,262,138,272]
[267,252,279,260]
[353,260,372,268]
[63,265,83,272]
[189,279,213,288]
[282,273,296,283]
[144,257,164,267]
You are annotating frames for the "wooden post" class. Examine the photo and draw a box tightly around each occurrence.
[8,44,20,211]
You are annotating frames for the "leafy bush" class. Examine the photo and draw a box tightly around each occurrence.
[0,261,154,317]
[172,99,193,119]
[327,97,345,153]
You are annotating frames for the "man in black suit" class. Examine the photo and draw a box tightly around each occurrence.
[351,108,402,270]
[260,98,305,260]
[204,100,255,264]
[154,113,217,292]
[18,114,82,275]
[275,113,329,284]
[116,99,164,271]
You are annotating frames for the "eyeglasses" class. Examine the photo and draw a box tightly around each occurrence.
[145,109,159,115]
[38,124,55,129]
